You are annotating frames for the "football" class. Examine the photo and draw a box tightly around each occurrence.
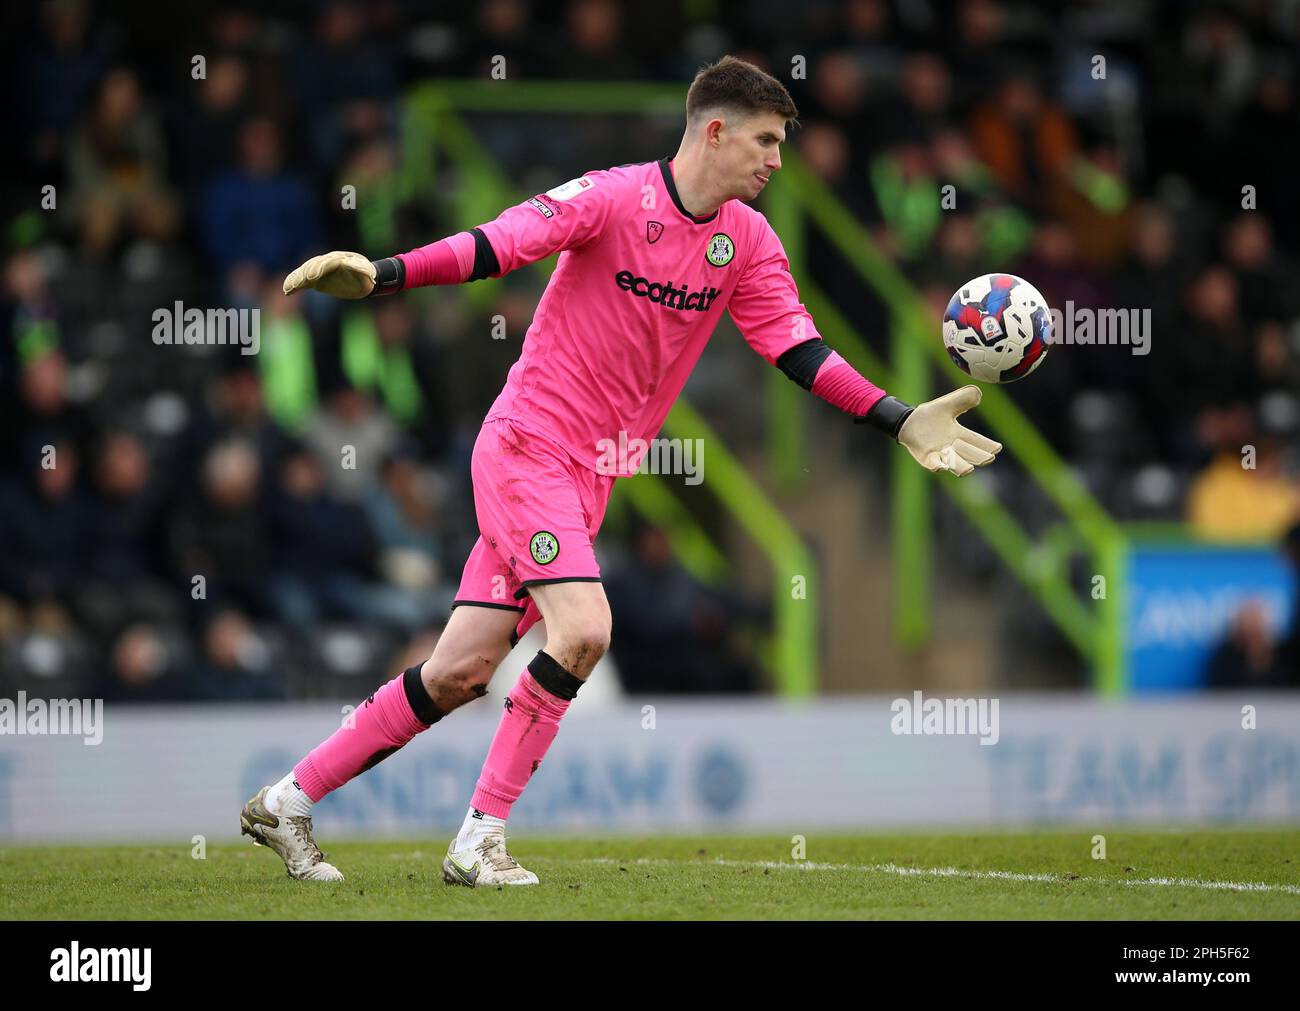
[942,273,1052,383]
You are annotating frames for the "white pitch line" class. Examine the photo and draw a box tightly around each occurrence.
[571,857,1300,896]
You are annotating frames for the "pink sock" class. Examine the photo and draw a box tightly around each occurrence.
[471,659,577,818]
[294,666,439,802]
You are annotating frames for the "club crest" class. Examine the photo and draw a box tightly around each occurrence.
[706,233,734,267]
[529,531,559,565]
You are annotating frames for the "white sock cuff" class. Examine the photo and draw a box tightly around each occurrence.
[266,770,314,818]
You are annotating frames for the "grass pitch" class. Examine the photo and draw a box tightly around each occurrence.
[2,829,1297,920]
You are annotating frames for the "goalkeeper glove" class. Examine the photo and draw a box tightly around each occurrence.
[282,252,406,299]
[862,385,1002,476]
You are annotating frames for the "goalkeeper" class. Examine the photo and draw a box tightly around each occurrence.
[241,55,1002,887]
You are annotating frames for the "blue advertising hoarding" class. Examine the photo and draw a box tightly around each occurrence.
[1127,542,1297,691]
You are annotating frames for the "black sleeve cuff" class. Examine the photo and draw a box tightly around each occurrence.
[775,337,833,391]
[855,395,914,439]
[368,256,405,296]
[468,227,501,281]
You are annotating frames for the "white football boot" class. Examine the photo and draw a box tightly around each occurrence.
[240,786,345,881]
[442,830,539,887]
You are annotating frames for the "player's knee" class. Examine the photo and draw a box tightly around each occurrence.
[574,624,611,659]
[422,652,502,710]
[550,620,610,673]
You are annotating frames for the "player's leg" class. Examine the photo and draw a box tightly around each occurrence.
[528,579,612,678]
[442,581,611,888]
[417,599,524,710]
[441,418,615,887]
[464,580,610,820]
[241,598,518,880]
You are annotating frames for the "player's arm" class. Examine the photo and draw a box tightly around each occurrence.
[282,172,618,299]
[728,223,1002,477]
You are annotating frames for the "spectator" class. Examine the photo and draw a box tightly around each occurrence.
[0,440,92,613]
[200,116,322,278]
[1222,214,1295,329]
[301,384,400,503]
[18,0,116,175]
[968,73,1079,212]
[605,525,764,693]
[362,450,447,595]
[169,439,272,617]
[293,1,397,167]
[1207,600,1294,690]
[1187,437,1300,542]
[65,67,178,256]
[78,431,178,642]
[192,610,284,700]
[268,446,437,633]
[171,55,254,190]
[99,623,191,703]
[0,349,90,473]
[1162,267,1259,450]
[179,364,287,488]
[256,277,321,432]
[2,250,62,378]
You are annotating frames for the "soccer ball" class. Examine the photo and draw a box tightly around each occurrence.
[942,273,1052,383]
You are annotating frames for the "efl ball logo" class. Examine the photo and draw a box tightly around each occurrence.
[942,273,1051,384]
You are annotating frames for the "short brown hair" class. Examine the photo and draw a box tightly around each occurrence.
[686,55,799,127]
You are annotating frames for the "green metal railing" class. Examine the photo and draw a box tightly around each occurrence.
[404,80,819,695]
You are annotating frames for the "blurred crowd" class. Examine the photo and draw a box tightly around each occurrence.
[783,1,1300,537]
[2,0,1299,697]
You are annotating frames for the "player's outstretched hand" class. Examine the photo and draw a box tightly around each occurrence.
[282,250,376,299]
[897,385,1002,476]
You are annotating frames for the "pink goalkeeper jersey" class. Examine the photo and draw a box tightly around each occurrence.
[466,157,834,476]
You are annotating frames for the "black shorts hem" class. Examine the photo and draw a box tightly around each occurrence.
[513,577,603,601]
[451,599,527,613]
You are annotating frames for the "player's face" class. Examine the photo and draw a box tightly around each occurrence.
[723,112,785,201]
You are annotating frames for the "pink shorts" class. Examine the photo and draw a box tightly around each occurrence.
[453,418,616,643]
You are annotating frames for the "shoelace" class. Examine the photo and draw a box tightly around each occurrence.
[475,835,520,871]
[288,817,327,864]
